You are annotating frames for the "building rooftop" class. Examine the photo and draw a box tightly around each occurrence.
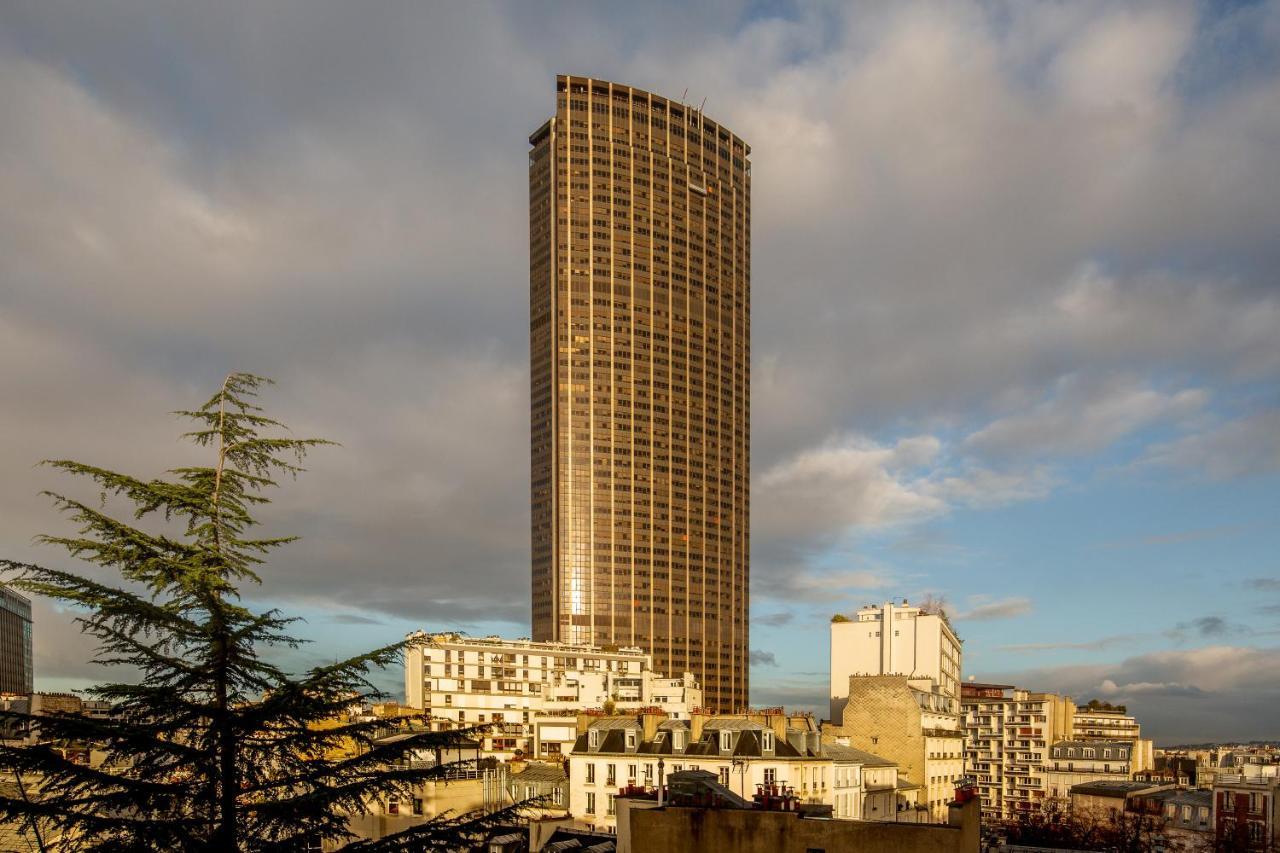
[510,762,568,784]
[823,743,895,767]
[1052,739,1133,751]
[1071,780,1161,797]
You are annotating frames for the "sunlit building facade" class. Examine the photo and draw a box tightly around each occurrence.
[529,75,751,712]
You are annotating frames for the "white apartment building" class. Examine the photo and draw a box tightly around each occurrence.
[830,600,962,720]
[403,632,702,759]
[962,683,1076,821]
[565,711,906,833]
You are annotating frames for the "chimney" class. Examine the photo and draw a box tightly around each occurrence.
[690,710,711,744]
[769,712,788,746]
[641,709,668,743]
[576,711,595,735]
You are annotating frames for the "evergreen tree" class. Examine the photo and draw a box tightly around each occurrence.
[0,374,531,851]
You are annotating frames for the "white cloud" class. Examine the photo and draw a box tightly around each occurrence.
[954,596,1034,621]
[965,373,1207,459]
[984,645,1280,743]
[1144,411,1280,479]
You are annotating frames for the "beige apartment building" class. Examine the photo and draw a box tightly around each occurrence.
[825,675,965,823]
[403,632,701,759]
[529,75,752,712]
[961,682,1076,821]
[830,600,962,720]
[1073,707,1154,772]
[1044,739,1136,796]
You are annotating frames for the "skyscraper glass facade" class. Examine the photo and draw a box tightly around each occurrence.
[530,75,750,712]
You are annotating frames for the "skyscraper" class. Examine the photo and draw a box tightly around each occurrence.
[529,75,750,712]
[0,585,33,695]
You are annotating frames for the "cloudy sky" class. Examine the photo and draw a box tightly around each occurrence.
[2,1,1278,745]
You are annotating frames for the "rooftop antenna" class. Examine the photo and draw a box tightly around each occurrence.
[699,96,707,114]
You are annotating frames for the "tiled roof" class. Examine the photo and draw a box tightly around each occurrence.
[823,743,895,766]
[1071,780,1157,797]
[703,718,769,731]
[587,717,641,731]
[511,763,568,784]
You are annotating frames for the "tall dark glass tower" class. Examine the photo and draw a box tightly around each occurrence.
[530,75,750,712]
[0,585,33,695]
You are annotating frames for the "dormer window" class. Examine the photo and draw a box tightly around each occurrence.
[626,730,637,750]
[589,730,600,749]
[673,731,686,750]
[762,731,774,751]
[720,731,733,751]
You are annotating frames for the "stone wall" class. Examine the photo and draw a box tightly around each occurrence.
[627,797,980,853]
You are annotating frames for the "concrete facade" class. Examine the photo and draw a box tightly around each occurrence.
[622,794,981,853]
[831,601,962,720]
[826,675,964,823]
[1044,739,1135,797]
[962,683,1075,821]
[1073,708,1153,773]
[567,711,843,833]
[404,631,700,759]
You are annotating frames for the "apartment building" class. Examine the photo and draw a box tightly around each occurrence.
[1044,739,1135,797]
[1214,763,1280,850]
[566,710,909,833]
[403,632,701,758]
[1074,707,1153,772]
[830,600,962,719]
[825,674,964,823]
[962,682,1075,821]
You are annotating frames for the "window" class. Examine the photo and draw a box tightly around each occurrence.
[586,792,596,814]
[606,764,617,786]
[607,794,617,816]
[553,787,563,805]
[626,730,637,749]
[412,798,424,816]
[589,730,600,749]
[764,768,776,784]
[762,731,774,751]
[720,731,733,751]
[628,764,637,783]
[586,764,596,783]
[673,731,686,750]
[386,798,400,815]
